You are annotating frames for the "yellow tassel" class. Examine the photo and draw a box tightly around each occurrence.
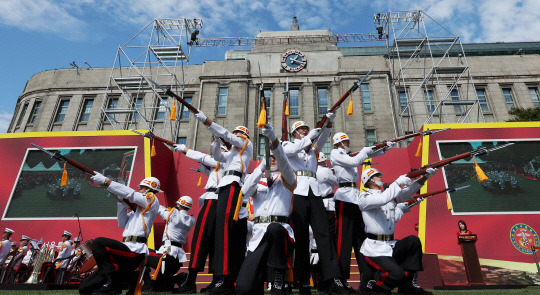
[447,195,453,210]
[133,258,146,295]
[169,100,176,121]
[472,158,488,182]
[61,162,68,187]
[285,103,290,116]
[233,190,243,221]
[197,172,202,187]
[346,95,353,115]
[152,255,165,280]
[257,108,267,128]
[415,141,423,158]
[151,139,156,157]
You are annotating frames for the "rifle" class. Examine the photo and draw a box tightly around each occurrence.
[315,69,372,129]
[30,143,137,211]
[282,78,290,141]
[146,78,199,114]
[130,129,176,146]
[406,185,470,208]
[406,142,514,179]
[257,63,273,187]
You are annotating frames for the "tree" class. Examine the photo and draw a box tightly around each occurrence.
[506,107,540,122]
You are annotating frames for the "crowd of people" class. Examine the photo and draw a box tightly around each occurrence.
[2,108,439,295]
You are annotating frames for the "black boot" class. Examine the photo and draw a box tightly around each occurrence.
[204,275,234,295]
[298,281,311,295]
[398,271,433,295]
[173,270,197,294]
[91,273,121,295]
[327,277,349,295]
[270,269,286,295]
[200,274,217,293]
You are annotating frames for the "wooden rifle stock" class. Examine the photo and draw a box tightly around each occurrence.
[165,89,199,114]
[406,152,473,179]
[148,131,177,146]
[405,187,450,205]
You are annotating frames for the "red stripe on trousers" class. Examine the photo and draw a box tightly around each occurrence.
[191,199,213,268]
[337,201,344,260]
[364,256,390,287]
[223,182,236,275]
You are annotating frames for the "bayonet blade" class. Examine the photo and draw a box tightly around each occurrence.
[486,142,514,153]
[30,143,65,161]
[423,127,451,135]
[356,69,373,87]
[145,77,169,94]
[129,129,154,139]
[454,185,471,191]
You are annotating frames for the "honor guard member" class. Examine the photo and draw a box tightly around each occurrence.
[195,110,253,294]
[358,168,437,295]
[316,152,338,239]
[0,228,14,263]
[55,231,73,284]
[79,175,160,295]
[148,196,195,292]
[330,133,393,290]
[67,237,83,273]
[173,141,228,293]
[235,124,296,295]
[7,235,30,282]
[282,113,348,295]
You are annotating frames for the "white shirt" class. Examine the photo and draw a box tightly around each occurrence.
[156,206,195,263]
[207,123,253,188]
[108,181,160,255]
[330,148,368,203]
[316,165,338,211]
[282,126,331,196]
[185,148,224,203]
[0,239,12,262]
[67,246,83,271]
[57,241,72,268]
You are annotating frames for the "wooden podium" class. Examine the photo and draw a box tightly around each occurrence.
[458,234,485,285]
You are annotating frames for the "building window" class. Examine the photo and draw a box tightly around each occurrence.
[264,89,272,115]
[317,87,328,115]
[289,89,299,116]
[177,137,187,144]
[155,97,168,120]
[502,88,515,110]
[450,89,462,113]
[133,97,144,121]
[54,99,70,123]
[218,88,228,115]
[361,84,372,112]
[529,87,540,107]
[258,135,266,157]
[476,88,490,112]
[28,101,42,124]
[366,129,377,146]
[79,99,94,122]
[322,141,332,158]
[425,90,435,113]
[399,90,409,115]
[180,97,192,119]
[16,103,28,126]
[106,97,119,122]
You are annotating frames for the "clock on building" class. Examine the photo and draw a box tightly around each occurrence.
[281,49,307,72]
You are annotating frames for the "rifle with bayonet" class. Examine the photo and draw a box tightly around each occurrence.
[256,63,273,187]
[146,78,199,114]
[30,143,137,211]
[406,185,470,208]
[282,78,290,141]
[315,69,372,129]
[406,142,514,179]
[130,129,176,146]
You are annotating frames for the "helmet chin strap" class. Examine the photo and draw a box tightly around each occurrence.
[294,130,305,139]
[374,180,385,187]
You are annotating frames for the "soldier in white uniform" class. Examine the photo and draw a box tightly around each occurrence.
[316,153,338,240]
[6,235,30,282]
[235,124,296,295]
[173,142,227,293]
[282,114,348,295]
[79,175,160,295]
[195,110,253,294]
[67,237,83,273]
[358,168,436,295]
[0,228,14,264]
[55,230,73,284]
[147,196,195,292]
[330,132,392,290]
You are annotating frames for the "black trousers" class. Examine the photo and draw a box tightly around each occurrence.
[189,198,217,272]
[363,235,424,291]
[335,200,370,279]
[79,237,144,294]
[290,188,341,282]
[236,223,294,295]
[327,210,336,242]
[147,252,181,291]
[213,182,247,278]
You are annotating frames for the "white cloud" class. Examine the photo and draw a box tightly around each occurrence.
[0,112,13,133]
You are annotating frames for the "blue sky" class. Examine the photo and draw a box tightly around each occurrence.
[1,0,539,133]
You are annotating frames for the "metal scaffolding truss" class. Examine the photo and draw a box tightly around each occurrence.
[375,10,485,135]
[97,18,202,140]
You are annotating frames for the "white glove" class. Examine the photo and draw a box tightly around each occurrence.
[326,112,336,122]
[261,124,277,141]
[425,168,438,178]
[258,158,267,172]
[195,110,207,122]
[310,253,319,265]
[174,144,186,153]
[307,128,321,140]
[384,141,395,151]
[360,146,374,156]
[395,175,411,187]
[90,172,107,186]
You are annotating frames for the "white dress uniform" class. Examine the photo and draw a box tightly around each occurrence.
[185,144,226,205]
[0,239,13,263]
[156,206,195,263]
[316,165,338,211]
[57,240,73,269]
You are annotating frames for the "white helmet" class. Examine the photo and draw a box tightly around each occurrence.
[176,196,193,210]
[361,168,383,185]
[332,132,350,145]
[318,152,327,162]
[233,126,250,138]
[138,177,163,193]
[291,121,309,134]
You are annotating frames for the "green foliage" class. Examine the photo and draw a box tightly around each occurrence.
[506,106,540,122]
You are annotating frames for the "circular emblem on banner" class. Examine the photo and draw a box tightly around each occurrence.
[510,223,540,254]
